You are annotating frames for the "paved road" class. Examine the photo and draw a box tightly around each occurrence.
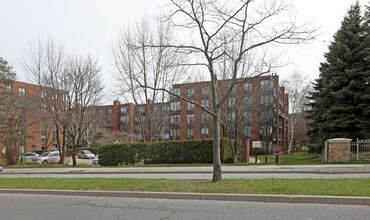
[0,193,369,220]
[1,173,370,179]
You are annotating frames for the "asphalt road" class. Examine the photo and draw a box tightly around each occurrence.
[1,173,370,179]
[0,193,369,220]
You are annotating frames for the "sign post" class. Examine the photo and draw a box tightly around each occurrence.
[252,141,261,163]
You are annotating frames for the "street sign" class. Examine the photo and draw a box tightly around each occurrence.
[252,141,261,149]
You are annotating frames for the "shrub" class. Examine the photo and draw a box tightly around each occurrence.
[97,138,233,166]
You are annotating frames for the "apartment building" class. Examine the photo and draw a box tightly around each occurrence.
[0,80,63,156]
[91,75,289,153]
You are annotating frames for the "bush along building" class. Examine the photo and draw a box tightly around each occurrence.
[90,75,289,158]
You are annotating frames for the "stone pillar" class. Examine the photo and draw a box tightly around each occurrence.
[327,138,352,163]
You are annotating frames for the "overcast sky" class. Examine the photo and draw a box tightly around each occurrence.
[0,0,367,100]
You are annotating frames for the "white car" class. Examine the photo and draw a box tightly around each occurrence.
[37,151,60,165]
[92,155,99,165]
[77,150,95,159]
[19,152,39,163]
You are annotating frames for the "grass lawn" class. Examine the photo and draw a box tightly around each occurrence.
[255,151,323,165]
[0,178,369,197]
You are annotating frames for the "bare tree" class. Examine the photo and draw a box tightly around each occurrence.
[112,16,186,142]
[62,55,103,165]
[282,71,311,153]
[0,57,41,164]
[24,39,67,163]
[24,39,104,166]
[150,0,316,181]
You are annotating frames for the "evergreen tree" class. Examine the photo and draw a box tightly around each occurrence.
[359,2,370,138]
[0,57,16,82]
[308,2,370,152]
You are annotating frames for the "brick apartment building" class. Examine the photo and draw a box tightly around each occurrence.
[91,75,289,153]
[0,80,63,156]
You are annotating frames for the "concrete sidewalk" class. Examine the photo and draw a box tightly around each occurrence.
[2,164,370,174]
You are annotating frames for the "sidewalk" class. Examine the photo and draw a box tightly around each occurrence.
[2,164,370,174]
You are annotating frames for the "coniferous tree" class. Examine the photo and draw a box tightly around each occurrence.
[308,2,370,152]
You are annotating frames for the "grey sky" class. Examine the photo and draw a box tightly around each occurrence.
[0,0,367,97]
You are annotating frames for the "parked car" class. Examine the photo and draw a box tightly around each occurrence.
[77,150,95,159]
[37,151,60,165]
[19,152,39,163]
[92,155,99,165]
[32,150,46,156]
[0,163,3,172]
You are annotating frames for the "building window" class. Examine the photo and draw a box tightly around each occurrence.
[201,99,209,108]
[162,132,170,141]
[243,126,251,138]
[261,79,274,89]
[162,106,168,112]
[170,115,180,125]
[120,115,129,123]
[228,112,236,122]
[170,129,180,139]
[228,97,236,107]
[187,88,194,97]
[187,114,194,124]
[138,106,145,113]
[121,107,127,114]
[201,113,208,123]
[244,83,252,93]
[201,127,209,135]
[106,117,112,124]
[171,87,180,96]
[187,102,194,111]
[244,96,253,106]
[135,133,143,141]
[19,88,26,96]
[187,128,194,139]
[107,109,113,114]
[41,132,46,140]
[170,102,180,112]
[5,85,12,92]
[261,95,274,104]
[41,104,47,112]
[202,87,208,96]
[41,92,47,98]
[171,87,180,99]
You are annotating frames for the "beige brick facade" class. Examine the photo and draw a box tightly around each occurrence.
[327,138,352,163]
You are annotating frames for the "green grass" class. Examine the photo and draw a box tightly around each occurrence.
[255,151,323,165]
[0,178,369,197]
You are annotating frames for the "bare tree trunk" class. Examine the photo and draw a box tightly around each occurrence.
[212,113,222,182]
[72,147,77,167]
[288,120,295,154]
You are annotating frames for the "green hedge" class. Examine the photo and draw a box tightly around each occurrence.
[97,138,232,166]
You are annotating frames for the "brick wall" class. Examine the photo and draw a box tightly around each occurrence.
[327,138,351,163]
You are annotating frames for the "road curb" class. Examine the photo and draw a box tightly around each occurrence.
[0,189,369,206]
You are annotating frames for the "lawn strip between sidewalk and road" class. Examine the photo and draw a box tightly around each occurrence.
[0,178,369,197]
